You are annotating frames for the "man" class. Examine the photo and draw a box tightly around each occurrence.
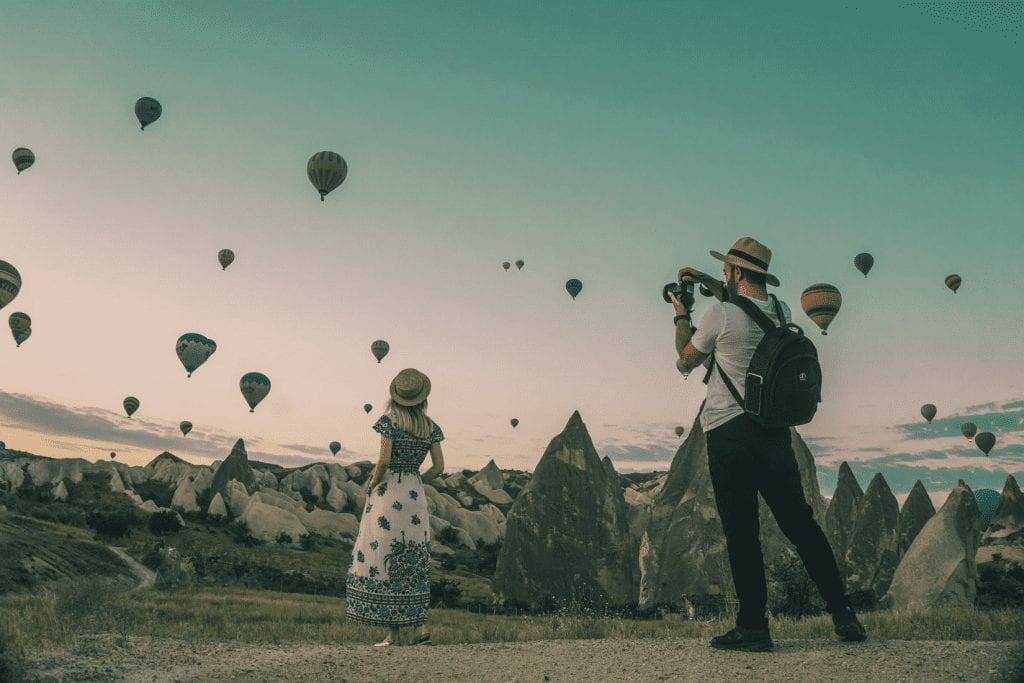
[669,236,866,652]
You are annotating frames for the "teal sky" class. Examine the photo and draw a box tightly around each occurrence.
[2,1,1022,504]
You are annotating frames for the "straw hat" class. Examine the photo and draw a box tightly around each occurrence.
[390,368,431,406]
[710,236,780,287]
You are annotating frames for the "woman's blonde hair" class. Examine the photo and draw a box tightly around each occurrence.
[387,398,433,440]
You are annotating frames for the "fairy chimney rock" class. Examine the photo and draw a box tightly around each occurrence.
[211,439,256,497]
[469,459,505,491]
[898,480,936,557]
[881,481,983,611]
[825,461,863,569]
[843,472,900,605]
[492,411,639,609]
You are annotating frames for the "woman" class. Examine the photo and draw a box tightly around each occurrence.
[346,368,445,646]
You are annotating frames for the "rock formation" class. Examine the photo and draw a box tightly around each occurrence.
[825,461,863,572]
[638,416,828,610]
[493,411,639,609]
[210,439,256,497]
[843,472,900,605]
[975,475,1024,604]
[881,481,983,610]
[898,480,935,559]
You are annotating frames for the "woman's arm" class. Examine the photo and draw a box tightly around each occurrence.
[421,442,445,483]
[366,436,392,492]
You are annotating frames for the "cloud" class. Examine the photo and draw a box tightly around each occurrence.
[601,443,677,464]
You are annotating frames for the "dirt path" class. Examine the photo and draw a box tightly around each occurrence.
[107,546,156,591]
[24,635,1024,682]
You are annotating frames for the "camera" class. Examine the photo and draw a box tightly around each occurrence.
[663,281,695,309]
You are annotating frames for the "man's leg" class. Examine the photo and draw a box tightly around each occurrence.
[707,416,769,631]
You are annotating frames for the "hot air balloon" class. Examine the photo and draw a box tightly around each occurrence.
[329,441,341,456]
[974,488,1001,528]
[180,421,193,437]
[12,148,34,174]
[675,425,685,437]
[240,372,271,412]
[0,441,6,450]
[853,253,874,277]
[945,274,961,293]
[800,283,842,335]
[511,418,519,428]
[134,97,162,130]
[502,261,510,271]
[176,333,217,377]
[515,259,525,270]
[565,278,583,300]
[218,249,235,270]
[12,327,31,347]
[110,451,116,459]
[9,312,31,346]
[307,151,348,202]
[0,260,22,311]
[371,340,389,363]
[123,396,139,418]
[960,422,977,440]
[363,403,373,414]
[920,404,937,423]
[975,432,995,456]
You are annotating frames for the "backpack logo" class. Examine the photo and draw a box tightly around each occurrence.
[799,372,807,382]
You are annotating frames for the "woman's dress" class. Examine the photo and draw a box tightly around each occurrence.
[346,414,444,627]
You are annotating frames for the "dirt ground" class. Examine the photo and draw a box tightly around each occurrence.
[22,635,1024,682]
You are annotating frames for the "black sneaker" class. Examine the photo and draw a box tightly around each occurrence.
[832,606,867,642]
[710,626,773,652]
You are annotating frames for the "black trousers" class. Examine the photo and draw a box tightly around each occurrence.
[706,413,849,630]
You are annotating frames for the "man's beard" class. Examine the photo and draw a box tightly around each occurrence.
[725,271,739,300]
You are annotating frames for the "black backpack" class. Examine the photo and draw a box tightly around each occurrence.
[702,294,821,428]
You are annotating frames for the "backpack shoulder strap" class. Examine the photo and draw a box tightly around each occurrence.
[769,294,787,326]
[727,296,778,334]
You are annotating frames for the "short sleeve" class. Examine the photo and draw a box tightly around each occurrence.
[691,302,725,355]
[429,421,444,443]
[372,415,394,438]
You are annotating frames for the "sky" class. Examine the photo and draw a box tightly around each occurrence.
[2,1,1022,508]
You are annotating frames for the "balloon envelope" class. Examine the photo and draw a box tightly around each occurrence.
[974,488,1000,528]
[12,327,31,347]
[511,418,519,428]
[307,151,348,201]
[800,283,842,335]
[329,441,341,456]
[240,372,271,412]
[515,259,525,270]
[180,421,192,437]
[0,260,22,311]
[975,431,995,455]
[502,261,510,271]
[675,426,685,437]
[218,249,235,270]
[176,333,217,377]
[123,396,139,418]
[920,404,937,423]
[135,97,162,130]
[565,278,583,300]
[363,403,373,414]
[371,340,389,363]
[0,441,5,449]
[960,422,977,440]
[12,148,34,174]
[945,274,961,293]
[853,252,874,277]
[110,452,116,459]
[8,311,30,333]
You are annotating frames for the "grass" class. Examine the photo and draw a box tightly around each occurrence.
[1,585,1021,653]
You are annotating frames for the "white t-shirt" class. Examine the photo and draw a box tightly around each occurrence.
[690,294,793,433]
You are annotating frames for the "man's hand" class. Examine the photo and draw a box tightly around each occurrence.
[667,289,688,316]
[677,266,726,302]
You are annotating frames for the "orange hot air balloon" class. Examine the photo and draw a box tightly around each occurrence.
[920,404,936,423]
[945,274,961,293]
[975,431,995,456]
[800,283,842,335]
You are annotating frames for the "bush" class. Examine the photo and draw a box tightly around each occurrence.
[431,577,462,607]
[148,510,183,535]
[437,526,460,547]
[132,480,174,508]
[299,534,315,551]
[766,552,826,618]
[230,520,263,546]
[86,510,135,538]
[276,532,293,545]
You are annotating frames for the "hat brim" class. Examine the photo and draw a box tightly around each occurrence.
[710,250,780,287]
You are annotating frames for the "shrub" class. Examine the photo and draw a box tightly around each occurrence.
[766,552,826,617]
[437,526,460,547]
[431,577,462,607]
[299,534,315,551]
[276,532,293,545]
[148,510,183,535]
[230,520,263,546]
[132,480,174,508]
[86,510,135,538]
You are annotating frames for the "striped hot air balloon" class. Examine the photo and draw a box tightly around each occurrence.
[363,403,373,414]
[0,260,22,311]
[920,403,937,423]
[329,441,341,456]
[123,396,140,418]
[12,148,34,174]
[176,333,217,377]
[800,283,842,335]
[960,422,977,440]
[974,488,1000,527]
[565,278,583,300]
[180,421,193,437]
[240,372,271,412]
[945,274,961,293]
[12,327,31,347]
[975,431,995,456]
[9,312,31,347]
[218,249,235,270]
[135,97,162,130]
[307,151,348,202]
[371,340,389,363]
[853,252,874,277]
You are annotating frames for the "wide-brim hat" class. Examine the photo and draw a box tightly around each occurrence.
[710,236,780,287]
[390,368,431,406]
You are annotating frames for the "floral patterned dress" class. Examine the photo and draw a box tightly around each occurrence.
[346,414,444,627]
